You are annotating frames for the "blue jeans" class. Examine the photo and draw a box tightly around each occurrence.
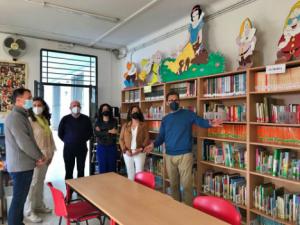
[96,144,117,174]
[8,170,33,225]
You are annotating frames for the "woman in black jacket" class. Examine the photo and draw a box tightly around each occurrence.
[94,104,118,173]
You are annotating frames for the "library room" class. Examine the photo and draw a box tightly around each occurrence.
[0,0,299,225]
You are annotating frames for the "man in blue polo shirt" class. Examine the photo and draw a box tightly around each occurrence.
[145,91,222,206]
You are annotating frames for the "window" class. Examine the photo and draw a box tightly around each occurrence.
[41,49,97,86]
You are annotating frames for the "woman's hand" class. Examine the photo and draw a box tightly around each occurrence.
[132,148,143,156]
[108,128,117,134]
[125,150,132,157]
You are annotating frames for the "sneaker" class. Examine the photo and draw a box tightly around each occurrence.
[26,213,43,223]
[35,207,52,214]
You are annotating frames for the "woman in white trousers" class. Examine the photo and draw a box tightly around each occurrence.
[120,106,149,180]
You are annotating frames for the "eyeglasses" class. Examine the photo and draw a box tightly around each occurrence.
[288,15,300,25]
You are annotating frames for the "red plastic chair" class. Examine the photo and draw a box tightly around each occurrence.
[134,171,155,189]
[47,182,104,225]
[193,196,241,225]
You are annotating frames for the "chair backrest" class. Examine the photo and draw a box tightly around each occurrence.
[134,171,155,189]
[47,182,68,217]
[193,196,241,225]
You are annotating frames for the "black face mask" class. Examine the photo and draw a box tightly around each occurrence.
[102,111,110,117]
[131,112,140,120]
[170,101,179,111]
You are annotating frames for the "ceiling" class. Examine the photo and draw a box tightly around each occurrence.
[0,0,224,50]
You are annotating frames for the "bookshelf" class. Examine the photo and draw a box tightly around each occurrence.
[120,60,300,225]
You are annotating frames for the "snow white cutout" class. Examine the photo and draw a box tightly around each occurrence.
[236,18,256,70]
[166,5,208,74]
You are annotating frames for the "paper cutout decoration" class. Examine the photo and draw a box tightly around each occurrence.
[236,18,256,70]
[138,51,163,86]
[148,51,162,85]
[138,59,151,82]
[124,62,138,88]
[276,1,300,63]
[160,5,225,82]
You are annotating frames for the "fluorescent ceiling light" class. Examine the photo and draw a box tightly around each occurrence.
[25,0,120,23]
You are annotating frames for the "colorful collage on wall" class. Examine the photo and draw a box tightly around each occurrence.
[0,61,27,112]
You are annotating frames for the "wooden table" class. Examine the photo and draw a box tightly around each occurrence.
[66,173,229,225]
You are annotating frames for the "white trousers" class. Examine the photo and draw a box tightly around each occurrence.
[123,153,146,180]
[24,163,49,215]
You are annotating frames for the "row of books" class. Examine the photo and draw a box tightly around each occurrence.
[253,184,300,223]
[203,73,246,97]
[124,90,140,103]
[153,145,164,154]
[147,121,161,132]
[144,86,164,101]
[170,81,197,97]
[202,170,247,206]
[145,157,163,177]
[182,105,197,113]
[204,103,246,122]
[255,97,300,124]
[255,67,300,92]
[256,126,300,146]
[202,140,246,169]
[144,106,164,120]
[208,125,246,141]
[255,148,300,180]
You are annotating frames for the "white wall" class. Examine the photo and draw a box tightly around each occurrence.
[0,33,120,107]
[122,0,298,76]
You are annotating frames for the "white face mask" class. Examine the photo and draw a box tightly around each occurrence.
[33,107,43,115]
[71,106,80,114]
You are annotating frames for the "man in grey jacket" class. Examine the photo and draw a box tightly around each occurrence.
[5,88,45,225]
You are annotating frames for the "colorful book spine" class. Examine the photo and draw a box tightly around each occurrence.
[204,73,246,97]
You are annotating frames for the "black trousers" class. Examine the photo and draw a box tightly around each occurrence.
[63,143,88,180]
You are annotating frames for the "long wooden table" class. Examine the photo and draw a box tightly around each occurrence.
[66,173,229,225]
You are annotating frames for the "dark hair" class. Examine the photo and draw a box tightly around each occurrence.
[166,91,180,101]
[126,105,144,122]
[28,97,51,125]
[12,88,31,104]
[191,5,202,22]
[98,103,113,121]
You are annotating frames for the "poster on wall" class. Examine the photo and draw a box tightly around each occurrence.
[0,61,27,112]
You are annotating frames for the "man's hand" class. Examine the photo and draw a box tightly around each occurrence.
[108,128,118,134]
[210,119,223,127]
[95,126,100,132]
[144,143,154,153]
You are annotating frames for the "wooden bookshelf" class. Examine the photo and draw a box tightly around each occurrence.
[121,61,300,225]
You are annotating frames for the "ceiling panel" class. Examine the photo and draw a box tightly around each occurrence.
[0,0,226,49]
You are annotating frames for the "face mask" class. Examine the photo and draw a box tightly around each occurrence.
[71,106,80,114]
[23,99,33,110]
[170,101,179,111]
[102,111,110,117]
[131,112,140,120]
[33,107,43,115]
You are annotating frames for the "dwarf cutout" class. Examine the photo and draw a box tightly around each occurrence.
[276,1,300,63]
[236,18,256,70]
[124,62,137,87]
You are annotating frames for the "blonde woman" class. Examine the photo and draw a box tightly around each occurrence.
[25,97,56,223]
